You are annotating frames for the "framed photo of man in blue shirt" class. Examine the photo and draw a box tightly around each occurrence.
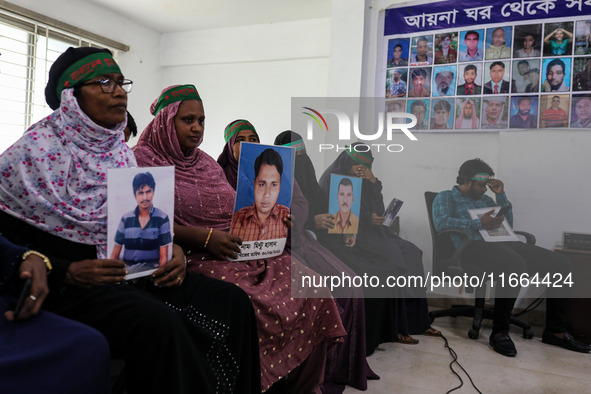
[107,166,175,280]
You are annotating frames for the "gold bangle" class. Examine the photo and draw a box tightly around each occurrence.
[22,250,53,274]
[203,228,213,249]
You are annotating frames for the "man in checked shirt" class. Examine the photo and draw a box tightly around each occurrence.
[231,148,291,241]
[432,158,590,357]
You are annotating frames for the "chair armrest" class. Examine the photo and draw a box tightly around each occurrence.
[514,231,536,245]
[435,229,474,264]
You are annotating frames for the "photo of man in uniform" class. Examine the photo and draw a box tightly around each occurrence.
[329,177,359,234]
[231,148,290,241]
[111,172,171,274]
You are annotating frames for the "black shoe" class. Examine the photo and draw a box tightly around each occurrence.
[489,332,517,357]
[542,330,591,353]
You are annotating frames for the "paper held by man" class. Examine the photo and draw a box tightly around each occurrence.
[468,206,520,242]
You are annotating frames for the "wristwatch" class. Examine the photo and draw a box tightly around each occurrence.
[22,250,53,274]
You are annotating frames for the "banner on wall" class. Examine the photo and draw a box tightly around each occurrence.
[380,0,591,132]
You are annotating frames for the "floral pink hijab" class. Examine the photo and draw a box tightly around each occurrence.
[0,89,135,254]
[133,85,236,231]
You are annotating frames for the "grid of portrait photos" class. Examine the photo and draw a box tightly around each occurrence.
[384,19,591,131]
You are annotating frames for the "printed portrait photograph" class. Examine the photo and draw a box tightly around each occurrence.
[231,142,294,242]
[509,96,539,129]
[572,57,591,91]
[485,26,512,60]
[386,68,408,98]
[541,57,571,92]
[407,99,430,130]
[107,166,175,280]
[543,22,574,56]
[481,96,509,129]
[455,97,481,129]
[409,35,433,66]
[570,94,591,128]
[385,99,408,124]
[387,38,410,68]
[432,65,457,97]
[429,98,455,130]
[511,59,541,93]
[407,67,432,98]
[539,94,570,128]
[574,20,591,55]
[483,60,511,94]
[434,32,458,64]
[327,174,362,234]
[456,63,483,95]
[513,24,542,58]
[458,29,484,62]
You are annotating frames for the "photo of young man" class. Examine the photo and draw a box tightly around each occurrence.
[540,95,569,128]
[459,29,484,62]
[510,96,539,129]
[457,64,482,95]
[542,58,571,92]
[513,24,542,57]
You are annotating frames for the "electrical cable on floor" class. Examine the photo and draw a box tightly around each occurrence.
[511,293,546,317]
[440,332,483,394]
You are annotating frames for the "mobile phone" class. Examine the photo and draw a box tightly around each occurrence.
[496,205,510,217]
[14,278,32,318]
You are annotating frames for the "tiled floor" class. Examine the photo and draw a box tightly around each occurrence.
[344,316,591,393]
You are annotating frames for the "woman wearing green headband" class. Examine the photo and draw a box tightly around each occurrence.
[134,85,346,393]
[0,47,259,394]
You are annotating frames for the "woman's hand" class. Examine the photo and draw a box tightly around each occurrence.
[352,165,377,183]
[65,259,127,287]
[372,213,385,226]
[344,234,356,247]
[153,244,186,287]
[5,254,49,321]
[283,214,293,229]
[206,231,242,260]
[314,213,335,230]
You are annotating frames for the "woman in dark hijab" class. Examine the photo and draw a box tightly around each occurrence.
[276,133,439,350]
[317,141,439,337]
[217,119,259,189]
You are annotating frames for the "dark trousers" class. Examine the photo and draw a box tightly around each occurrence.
[461,241,571,334]
[46,274,260,394]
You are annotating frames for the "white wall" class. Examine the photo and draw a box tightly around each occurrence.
[159,18,331,158]
[7,0,163,140]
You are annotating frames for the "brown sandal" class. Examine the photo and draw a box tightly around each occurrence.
[421,327,442,337]
[395,334,419,344]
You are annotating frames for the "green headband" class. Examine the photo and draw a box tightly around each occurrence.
[346,146,374,166]
[224,120,256,143]
[56,52,121,99]
[471,173,492,181]
[282,139,306,153]
[153,85,201,116]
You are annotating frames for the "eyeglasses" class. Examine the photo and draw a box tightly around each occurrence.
[83,78,133,93]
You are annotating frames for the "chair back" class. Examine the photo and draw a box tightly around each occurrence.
[424,191,460,276]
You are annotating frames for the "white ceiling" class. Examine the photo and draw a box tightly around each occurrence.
[87,0,332,33]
